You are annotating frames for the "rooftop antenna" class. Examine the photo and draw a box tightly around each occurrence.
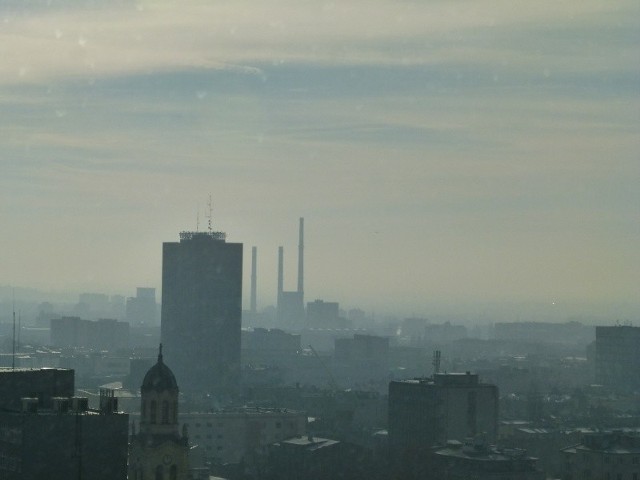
[196,204,200,232]
[432,350,441,376]
[206,194,213,233]
[12,289,16,370]
[17,310,21,353]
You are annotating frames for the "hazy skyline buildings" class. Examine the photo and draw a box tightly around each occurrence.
[0,1,638,317]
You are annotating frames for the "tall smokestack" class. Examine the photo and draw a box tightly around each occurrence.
[250,246,257,314]
[277,246,284,310]
[297,217,304,296]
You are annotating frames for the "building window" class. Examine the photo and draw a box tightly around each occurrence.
[155,465,163,480]
[632,473,638,480]
[162,401,169,424]
[633,457,639,465]
[150,401,157,424]
[170,465,177,480]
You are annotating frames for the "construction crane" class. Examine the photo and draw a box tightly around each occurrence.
[308,345,340,392]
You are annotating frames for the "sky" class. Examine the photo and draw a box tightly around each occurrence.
[1,0,638,317]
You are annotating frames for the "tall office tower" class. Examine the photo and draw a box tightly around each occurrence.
[161,229,243,394]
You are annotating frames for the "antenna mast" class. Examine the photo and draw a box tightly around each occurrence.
[17,311,21,353]
[206,195,213,233]
[12,290,16,370]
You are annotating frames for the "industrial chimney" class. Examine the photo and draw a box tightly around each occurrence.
[277,246,284,311]
[297,217,304,297]
[250,246,257,314]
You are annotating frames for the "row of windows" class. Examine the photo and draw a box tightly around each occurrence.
[184,420,297,429]
[131,464,178,480]
[142,400,178,425]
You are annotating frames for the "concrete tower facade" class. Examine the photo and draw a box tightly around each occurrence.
[161,230,243,394]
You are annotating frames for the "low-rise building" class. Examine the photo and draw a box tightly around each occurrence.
[181,407,306,465]
[434,439,545,480]
[561,431,640,480]
[0,368,128,480]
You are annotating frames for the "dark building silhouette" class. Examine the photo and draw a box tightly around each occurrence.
[50,316,129,350]
[161,230,242,393]
[0,368,128,480]
[307,299,341,328]
[389,373,499,476]
[595,325,640,392]
[334,334,389,369]
[128,346,189,480]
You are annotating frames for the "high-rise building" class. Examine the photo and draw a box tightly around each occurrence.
[161,230,243,394]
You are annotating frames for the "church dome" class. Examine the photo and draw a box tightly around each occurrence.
[141,345,179,392]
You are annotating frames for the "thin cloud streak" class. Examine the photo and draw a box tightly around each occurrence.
[0,0,638,311]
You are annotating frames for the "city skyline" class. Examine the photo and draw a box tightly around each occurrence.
[1,1,638,316]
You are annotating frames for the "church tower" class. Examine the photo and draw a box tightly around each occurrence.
[129,345,189,480]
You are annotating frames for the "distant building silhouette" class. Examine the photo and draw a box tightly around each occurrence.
[50,316,129,350]
[307,299,342,328]
[129,345,189,480]
[161,230,242,393]
[126,287,158,327]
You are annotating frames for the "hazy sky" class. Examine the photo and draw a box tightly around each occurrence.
[1,0,638,316]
